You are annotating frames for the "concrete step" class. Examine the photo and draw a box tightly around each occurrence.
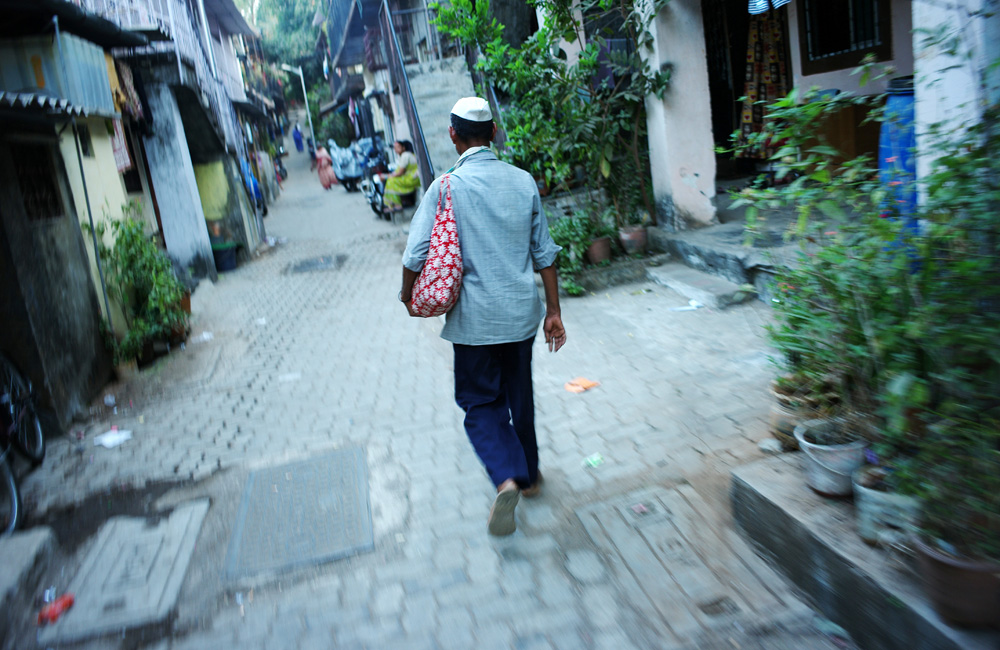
[0,526,56,633]
[732,456,1000,650]
[647,262,756,309]
[647,220,799,303]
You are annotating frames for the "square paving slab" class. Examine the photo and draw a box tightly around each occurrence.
[39,500,209,644]
[225,448,373,579]
[577,485,811,647]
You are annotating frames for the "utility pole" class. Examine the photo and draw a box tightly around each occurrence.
[281,63,314,143]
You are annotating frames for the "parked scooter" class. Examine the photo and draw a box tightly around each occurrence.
[274,145,288,181]
[330,142,363,191]
[365,166,419,220]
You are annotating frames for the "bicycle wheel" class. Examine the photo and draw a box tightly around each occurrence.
[0,457,20,536]
[0,355,44,465]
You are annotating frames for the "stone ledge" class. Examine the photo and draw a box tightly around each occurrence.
[731,455,1000,650]
[575,254,670,293]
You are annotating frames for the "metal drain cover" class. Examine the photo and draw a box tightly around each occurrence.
[224,448,373,578]
[288,254,347,273]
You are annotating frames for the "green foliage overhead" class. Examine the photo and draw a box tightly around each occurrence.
[234,0,321,67]
[432,0,670,227]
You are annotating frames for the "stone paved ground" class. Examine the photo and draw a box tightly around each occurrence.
[11,135,853,649]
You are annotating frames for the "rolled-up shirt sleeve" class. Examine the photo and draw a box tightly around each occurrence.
[529,190,561,270]
[401,179,443,272]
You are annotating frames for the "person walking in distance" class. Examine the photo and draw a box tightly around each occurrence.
[400,97,567,536]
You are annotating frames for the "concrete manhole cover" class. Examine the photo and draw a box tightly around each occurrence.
[288,254,347,274]
[39,500,209,644]
[224,448,373,579]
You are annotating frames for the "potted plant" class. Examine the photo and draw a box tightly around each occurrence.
[84,202,189,368]
[616,210,649,256]
[910,418,1000,626]
[580,206,617,265]
[549,214,590,296]
[793,417,868,497]
[768,373,840,450]
[851,463,920,546]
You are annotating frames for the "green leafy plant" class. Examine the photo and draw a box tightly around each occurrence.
[735,58,1000,559]
[549,214,591,277]
[548,204,622,294]
[320,111,354,148]
[913,417,1000,560]
[432,0,670,225]
[84,202,188,364]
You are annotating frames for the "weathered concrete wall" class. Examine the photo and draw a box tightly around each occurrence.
[59,117,129,227]
[58,116,132,332]
[643,0,717,230]
[912,0,999,183]
[375,69,413,144]
[193,156,261,252]
[141,80,217,280]
[787,0,914,95]
[194,159,230,222]
[0,130,112,427]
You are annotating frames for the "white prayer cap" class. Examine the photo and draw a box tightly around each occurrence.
[450,97,493,122]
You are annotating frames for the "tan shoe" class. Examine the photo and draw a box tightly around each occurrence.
[487,480,519,536]
[521,471,544,498]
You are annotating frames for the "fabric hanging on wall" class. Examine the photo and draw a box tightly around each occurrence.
[111,119,133,173]
[735,10,790,159]
[114,61,145,121]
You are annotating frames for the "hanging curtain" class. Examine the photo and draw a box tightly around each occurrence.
[735,10,790,159]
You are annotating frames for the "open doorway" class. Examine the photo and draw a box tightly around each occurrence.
[702,0,791,196]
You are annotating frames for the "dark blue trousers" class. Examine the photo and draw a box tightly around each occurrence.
[453,337,538,489]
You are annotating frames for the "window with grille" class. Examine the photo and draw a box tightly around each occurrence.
[798,0,892,76]
[12,143,64,221]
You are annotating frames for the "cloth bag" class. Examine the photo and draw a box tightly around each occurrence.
[411,175,462,317]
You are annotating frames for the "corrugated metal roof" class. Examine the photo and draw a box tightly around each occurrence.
[0,92,88,116]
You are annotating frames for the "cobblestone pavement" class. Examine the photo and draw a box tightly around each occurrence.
[15,139,852,649]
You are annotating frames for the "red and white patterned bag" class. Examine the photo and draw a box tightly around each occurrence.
[411,175,463,317]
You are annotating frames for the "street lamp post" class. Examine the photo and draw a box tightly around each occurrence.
[281,63,315,145]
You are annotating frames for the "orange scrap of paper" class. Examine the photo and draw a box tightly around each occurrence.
[565,377,600,393]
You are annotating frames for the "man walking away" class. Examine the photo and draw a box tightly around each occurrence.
[400,97,567,536]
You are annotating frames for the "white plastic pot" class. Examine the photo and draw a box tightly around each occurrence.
[852,466,920,546]
[793,419,866,497]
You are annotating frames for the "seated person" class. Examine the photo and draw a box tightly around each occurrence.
[381,140,420,211]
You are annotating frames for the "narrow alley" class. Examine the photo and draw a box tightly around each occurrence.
[9,134,850,650]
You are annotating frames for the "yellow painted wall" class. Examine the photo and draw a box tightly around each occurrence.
[60,117,133,333]
[193,160,230,222]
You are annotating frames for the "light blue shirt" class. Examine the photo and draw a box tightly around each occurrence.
[402,149,561,345]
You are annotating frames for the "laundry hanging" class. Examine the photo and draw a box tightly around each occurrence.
[749,0,791,15]
[735,9,790,159]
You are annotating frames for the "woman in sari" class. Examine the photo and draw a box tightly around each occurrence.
[382,140,420,212]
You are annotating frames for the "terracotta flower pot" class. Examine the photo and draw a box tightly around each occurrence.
[586,236,611,264]
[619,226,647,255]
[915,537,1000,627]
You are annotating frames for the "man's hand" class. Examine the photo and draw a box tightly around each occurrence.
[544,313,566,352]
[404,299,417,317]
